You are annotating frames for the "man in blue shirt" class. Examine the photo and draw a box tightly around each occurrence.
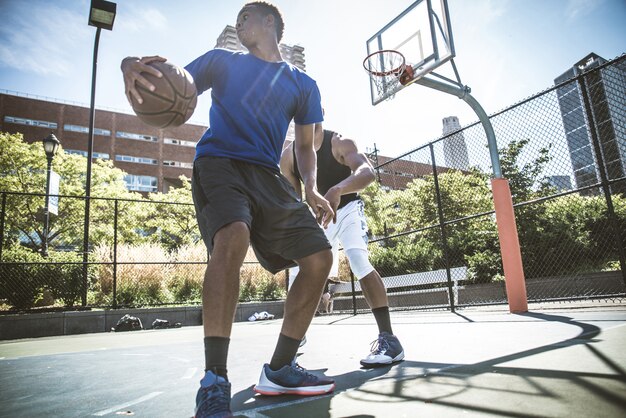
[122,2,335,416]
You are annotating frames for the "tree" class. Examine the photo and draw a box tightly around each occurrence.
[0,132,144,253]
[145,176,200,251]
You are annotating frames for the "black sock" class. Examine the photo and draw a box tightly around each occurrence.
[204,336,230,379]
[372,306,393,335]
[269,333,301,371]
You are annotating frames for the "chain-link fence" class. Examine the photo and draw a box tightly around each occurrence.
[332,54,626,313]
[0,191,287,311]
[1,55,625,314]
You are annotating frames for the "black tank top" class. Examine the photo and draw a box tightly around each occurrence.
[293,130,359,209]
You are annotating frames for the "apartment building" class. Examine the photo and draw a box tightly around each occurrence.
[1,91,206,193]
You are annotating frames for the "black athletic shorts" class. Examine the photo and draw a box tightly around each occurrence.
[192,156,331,274]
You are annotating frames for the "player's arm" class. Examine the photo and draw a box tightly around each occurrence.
[294,123,334,227]
[279,142,303,198]
[325,134,376,204]
[120,55,167,105]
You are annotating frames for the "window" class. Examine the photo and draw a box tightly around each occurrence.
[164,137,196,147]
[124,175,158,192]
[4,116,57,129]
[64,124,111,136]
[115,155,157,165]
[116,131,158,142]
[66,149,110,159]
[163,160,193,169]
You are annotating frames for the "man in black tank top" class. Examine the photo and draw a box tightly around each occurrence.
[281,123,405,368]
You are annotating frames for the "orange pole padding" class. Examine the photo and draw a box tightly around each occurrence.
[491,178,528,313]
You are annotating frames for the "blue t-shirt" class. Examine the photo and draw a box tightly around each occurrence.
[185,49,323,169]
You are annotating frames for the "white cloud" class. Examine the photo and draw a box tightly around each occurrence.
[0,1,90,76]
[115,6,168,33]
[565,0,605,20]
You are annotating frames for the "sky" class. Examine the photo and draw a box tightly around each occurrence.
[0,0,625,157]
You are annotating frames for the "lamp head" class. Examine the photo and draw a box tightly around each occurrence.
[42,133,60,158]
[88,0,116,31]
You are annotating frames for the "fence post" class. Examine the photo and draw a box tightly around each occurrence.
[350,271,357,316]
[578,75,626,286]
[112,199,118,309]
[0,192,6,262]
[429,144,456,312]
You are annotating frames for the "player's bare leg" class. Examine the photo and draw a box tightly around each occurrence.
[282,249,333,339]
[360,270,389,309]
[254,249,335,396]
[203,221,249,337]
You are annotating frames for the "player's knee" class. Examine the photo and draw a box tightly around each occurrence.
[345,248,375,279]
[215,221,249,247]
[298,248,332,279]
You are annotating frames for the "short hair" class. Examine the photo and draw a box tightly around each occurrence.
[244,1,285,43]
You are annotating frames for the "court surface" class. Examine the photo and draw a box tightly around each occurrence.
[1,303,625,417]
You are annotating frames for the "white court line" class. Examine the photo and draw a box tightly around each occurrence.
[181,367,198,379]
[168,356,191,363]
[92,391,162,416]
[122,353,150,356]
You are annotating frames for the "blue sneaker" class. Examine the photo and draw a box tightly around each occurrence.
[360,332,405,368]
[254,361,335,396]
[194,370,233,418]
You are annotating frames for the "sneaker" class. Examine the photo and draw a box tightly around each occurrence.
[360,332,405,368]
[254,361,335,396]
[194,370,233,418]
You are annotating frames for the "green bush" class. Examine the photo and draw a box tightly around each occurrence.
[0,246,46,309]
[168,274,202,303]
[45,251,94,307]
[239,264,286,302]
[466,250,504,284]
[239,276,257,302]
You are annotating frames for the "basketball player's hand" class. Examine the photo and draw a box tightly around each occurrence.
[121,55,167,105]
[306,189,334,228]
[324,187,341,223]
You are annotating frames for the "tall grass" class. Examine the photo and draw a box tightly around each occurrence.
[91,244,287,306]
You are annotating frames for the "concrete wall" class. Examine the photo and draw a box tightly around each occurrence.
[0,301,285,341]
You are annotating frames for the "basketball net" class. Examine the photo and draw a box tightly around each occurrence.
[363,50,412,101]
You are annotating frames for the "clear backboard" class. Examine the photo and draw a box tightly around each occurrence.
[365,0,455,105]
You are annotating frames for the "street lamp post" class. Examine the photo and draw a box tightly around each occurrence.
[82,0,117,305]
[42,133,60,257]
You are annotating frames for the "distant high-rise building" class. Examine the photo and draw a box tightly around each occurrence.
[555,52,626,195]
[442,116,469,170]
[545,175,572,192]
[215,25,306,71]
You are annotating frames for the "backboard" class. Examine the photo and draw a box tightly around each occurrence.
[366,0,455,105]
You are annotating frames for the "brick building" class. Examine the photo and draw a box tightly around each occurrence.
[1,91,206,193]
[372,154,455,191]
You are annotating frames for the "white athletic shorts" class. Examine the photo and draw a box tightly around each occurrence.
[289,199,370,285]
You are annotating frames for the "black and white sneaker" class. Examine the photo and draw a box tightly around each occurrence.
[360,332,405,368]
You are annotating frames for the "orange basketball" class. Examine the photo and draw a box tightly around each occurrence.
[130,61,197,128]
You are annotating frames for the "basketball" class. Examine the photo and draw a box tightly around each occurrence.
[130,61,197,129]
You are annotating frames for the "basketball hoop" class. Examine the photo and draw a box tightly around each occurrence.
[363,50,414,101]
